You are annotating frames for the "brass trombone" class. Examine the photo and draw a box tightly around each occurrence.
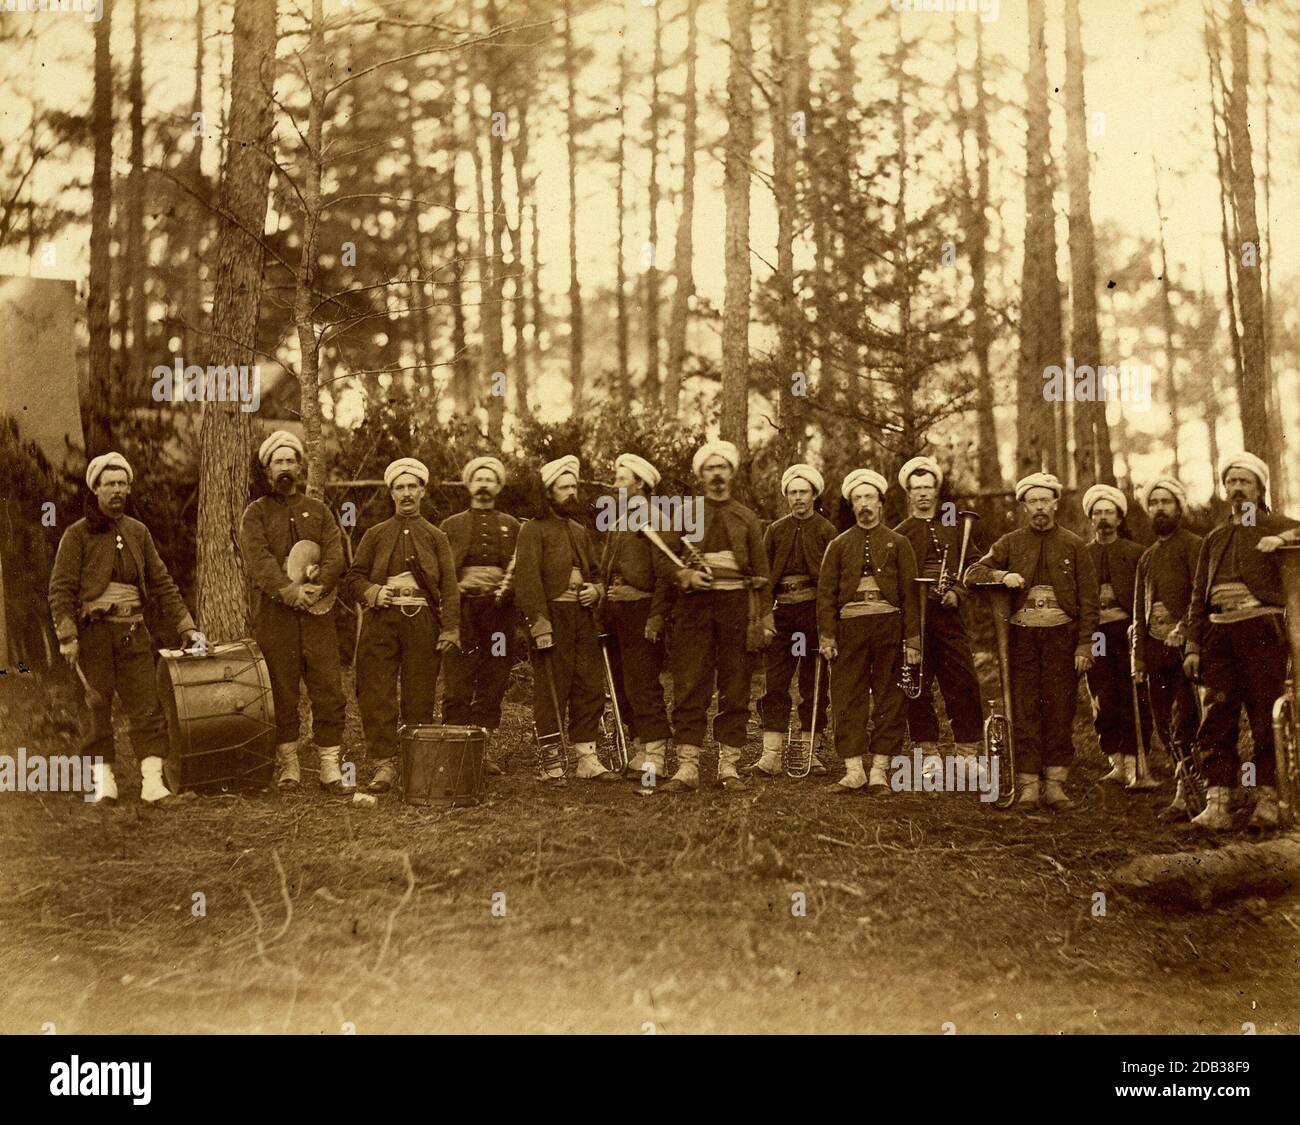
[970,581,1016,809]
[1269,544,1300,827]
[532,647,570,778]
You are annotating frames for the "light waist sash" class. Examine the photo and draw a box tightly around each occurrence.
[1010,584,1071,628]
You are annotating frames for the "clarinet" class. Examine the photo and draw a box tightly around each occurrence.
[494,546,519,605]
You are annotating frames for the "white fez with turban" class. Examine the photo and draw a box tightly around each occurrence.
[615,453,660,489]
[462,456,506,487]
[541,455,580,489]
[841,469,888,501]
[898,455,943,491]
[1140,476,1187,511]
[691,440,740,477]
[258,429,304,466]
[781,463,824,496]
[86,452,133,489]
[1218,451,1270,501]
[1081,483,1127,518]
[1015,472,1063,502]
[384,458,429,489]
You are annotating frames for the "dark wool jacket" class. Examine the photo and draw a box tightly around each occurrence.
[965,524,1099,653]
[514,513,603,638]
[1133,527,1202,647]
[48,509,196,642]
[440,508,521,571]
[1186,512,1300,652]
[599,529,670,628]
[340,515,460,645]
[816,523,921,645]
[238,491,345,618]
[652,497,771,589]
[893,514,983,604]
[1083,536,1146,618]
[765,512,837,584]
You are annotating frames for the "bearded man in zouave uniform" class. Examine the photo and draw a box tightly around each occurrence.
[965,473,1099,809]
[514,455,618,785]
[441,455,520,776]
[48,452,199,805]
[745,463,835,779]
[1132,476,1203,821]
[238,430,351,794]
[817,469,920,794]
[1184,452,1300,830]
[892,455,984,786]
[1080,483,1153,790]
[654,440,772,793]
[599,453,673,784]
[342,458,461,794]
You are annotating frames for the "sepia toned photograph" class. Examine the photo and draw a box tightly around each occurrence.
[1,0,1298,1066]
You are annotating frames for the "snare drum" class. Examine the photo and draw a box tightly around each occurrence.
[398,724,486,807]
[155,639,276,792]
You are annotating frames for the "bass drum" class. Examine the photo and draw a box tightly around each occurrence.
[156,639,277,792]
[398,725,485,808]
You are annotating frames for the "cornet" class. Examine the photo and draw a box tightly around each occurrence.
[898,577,934,699]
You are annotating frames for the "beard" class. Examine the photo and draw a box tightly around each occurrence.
[550,495,583,520]
[1151,512,1178,536]
[273,471,297,494]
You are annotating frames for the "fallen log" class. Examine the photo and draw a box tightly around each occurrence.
[1111,833,1300,910]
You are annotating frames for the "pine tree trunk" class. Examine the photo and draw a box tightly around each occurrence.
[1064,0,1114,489]
[294,0,326,499]
[196,0,275,641]
[86,0,114,453]
[615,22,630,405]
[1224,0,1273,475]
[720,0,754,461]
[183,0,206,359]
[448,153,470,414]
[126,0,146,397]
[484,0,506,444]
[893,13,915,462]
[970,18,999,489]
[1016,0,1063,478]
[771,0,806,463]
[512,97,531,420]
[1152,155,1182,480]
[663,0,698,416]
[564,0,585,412]
[644,0,663,405]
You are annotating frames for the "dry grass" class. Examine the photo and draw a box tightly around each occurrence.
[2,661,1298,1034]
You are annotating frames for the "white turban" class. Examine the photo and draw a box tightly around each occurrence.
[462,456,506,487]
[258,429,304,466]
[86,452,133,489]
[1218,451,1270,502]
[615,453,660,489]
[1015,472,1063,502]
[781,463,824,496]
[384,458,429,489]
[691,440,740,477]
[841,469,888,501]
[541,455,580,489]
[1081,483,1127,518]
[1140,476,1188,511]
[898,455,943,491]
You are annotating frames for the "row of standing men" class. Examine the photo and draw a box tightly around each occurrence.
[50,439,1295,828]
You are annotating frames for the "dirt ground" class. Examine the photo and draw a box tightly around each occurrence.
[2,660,1298,1035]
